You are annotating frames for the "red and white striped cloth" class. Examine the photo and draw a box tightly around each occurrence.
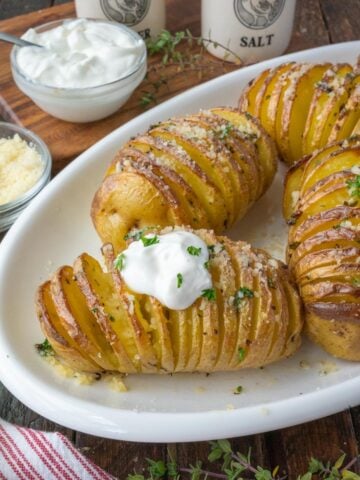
[0,420,115,480]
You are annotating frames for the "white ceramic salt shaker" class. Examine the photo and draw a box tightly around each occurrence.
[75,0,165,39]
[201,0,297,64]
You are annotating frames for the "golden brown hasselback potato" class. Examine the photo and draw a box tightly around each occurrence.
[91,108,278,251]
[283,137,360,360]
[239,62,360,165]
[36,227,303,374]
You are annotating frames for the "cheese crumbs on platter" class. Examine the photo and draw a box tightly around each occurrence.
[0,134,43,205]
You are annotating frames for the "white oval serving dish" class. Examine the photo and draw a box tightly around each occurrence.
[0,41,359,442]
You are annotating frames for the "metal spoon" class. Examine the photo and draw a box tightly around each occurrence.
[0,31,43,48]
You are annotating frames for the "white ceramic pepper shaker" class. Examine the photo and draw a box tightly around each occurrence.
[75,0,165,39]
[201,0,297,64]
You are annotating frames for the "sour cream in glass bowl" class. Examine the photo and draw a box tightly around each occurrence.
[10,18,147,122]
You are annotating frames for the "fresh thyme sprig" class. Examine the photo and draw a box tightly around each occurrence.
[126,440,360,479]
[139,29,242,108]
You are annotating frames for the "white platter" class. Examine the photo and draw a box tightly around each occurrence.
[0,41,360,443]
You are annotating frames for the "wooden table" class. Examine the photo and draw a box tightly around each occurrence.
[0,0,359,477]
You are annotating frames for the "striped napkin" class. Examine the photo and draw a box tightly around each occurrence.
[0,419,115,480]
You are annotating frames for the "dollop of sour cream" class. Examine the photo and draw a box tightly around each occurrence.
[16,19,145,88]
[119,231,213,310]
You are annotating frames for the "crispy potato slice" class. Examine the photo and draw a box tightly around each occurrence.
[288,206,360,245]
[288,226,360,269]
[202,234,238,371]
[101,244,159,373]
[73,253,138,373]
[302,64,353,155]
[36,282,100,372]
[295,246,360,281]
[279,64,331,164]
[194,110,265,204]
[295,172,356,225]
[258,62,295,141]
[238,68,271,114]
[301,146,360,194]
[280,276,303,358]
[50,266,119,371]
[210,107,278,192]
[283,156,309,221]
[328,74,360,143]
[185,114,250,216]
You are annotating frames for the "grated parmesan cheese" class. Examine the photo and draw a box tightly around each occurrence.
[0,134,44,205]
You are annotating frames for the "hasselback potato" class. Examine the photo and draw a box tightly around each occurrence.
[36,227,303,374]
[239,62,360,165]
[283,137,360,361]
[91,108,278,251]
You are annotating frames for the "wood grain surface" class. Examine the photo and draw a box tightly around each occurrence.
[0,0,359,478]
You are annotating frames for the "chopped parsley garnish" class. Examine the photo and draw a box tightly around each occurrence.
[234,287,254,307]
[36,339,54,357]
[114,253,125,271]
[201,288,216,301]
[352,277,360,287]
[124,226,155,241]
[204,260,210,270]
[141,234,160,247]
[233,385,243,395]
[238,347,246,362]
[267,277,276,289]
[187,245,202,256]
[177,273,183,288]
[346,175,360,198]
[218,122,233,139]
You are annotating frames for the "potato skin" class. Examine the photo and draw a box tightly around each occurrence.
[91,108,277,251]
[239,62,360,165]
[36,227,303,374]
[284,138,360,361]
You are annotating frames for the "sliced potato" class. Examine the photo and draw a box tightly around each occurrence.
[36,282,100,372]
[37,227,302,373]
[283,142,360,360]
[279,64,331,164]
[50,266,119,371]
[302,64,353,155]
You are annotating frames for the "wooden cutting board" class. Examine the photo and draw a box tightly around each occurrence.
[0,0,332,175]
[0,1,234,174]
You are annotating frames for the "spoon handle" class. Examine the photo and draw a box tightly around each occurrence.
[0,31,41,48]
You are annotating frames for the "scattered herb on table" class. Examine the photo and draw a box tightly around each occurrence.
[126,440,360,479]
[139,29,242,108]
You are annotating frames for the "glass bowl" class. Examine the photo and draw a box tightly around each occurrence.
[0,122,52,232]
[10,18,147,123]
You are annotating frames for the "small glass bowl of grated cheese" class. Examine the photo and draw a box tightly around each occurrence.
[0,122,51,232]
